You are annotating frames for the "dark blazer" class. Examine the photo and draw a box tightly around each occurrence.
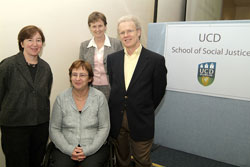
[107,47,167,141]
[0,52,53,126]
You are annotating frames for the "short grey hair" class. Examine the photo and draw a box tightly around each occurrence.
[117,15,142,33]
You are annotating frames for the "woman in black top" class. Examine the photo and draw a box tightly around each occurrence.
[0,25,53,167]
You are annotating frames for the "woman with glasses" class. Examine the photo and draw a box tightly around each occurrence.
[49,60,110,167]
[79,11,123,100]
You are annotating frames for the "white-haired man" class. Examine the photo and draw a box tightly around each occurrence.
[107,15,167,167]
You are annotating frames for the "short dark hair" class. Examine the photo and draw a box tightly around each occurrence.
[88,11,107,27]
[69,60,94,86]
[18,25,45,52]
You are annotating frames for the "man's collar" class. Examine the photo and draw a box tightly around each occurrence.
[124,44,142,56]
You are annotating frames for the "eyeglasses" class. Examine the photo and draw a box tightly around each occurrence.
[71,73,88,78]
[119,29,136,36]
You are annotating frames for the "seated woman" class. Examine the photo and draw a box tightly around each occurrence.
[49,60,110,167]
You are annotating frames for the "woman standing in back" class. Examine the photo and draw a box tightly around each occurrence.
[79,11,123,100]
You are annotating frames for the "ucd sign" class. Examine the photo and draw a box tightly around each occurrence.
[164,21,250,101]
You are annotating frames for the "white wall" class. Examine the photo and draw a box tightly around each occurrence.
[0,0,156,166]
[157,0,186,22]
[186,0,223,21]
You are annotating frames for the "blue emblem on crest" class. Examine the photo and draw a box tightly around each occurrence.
[198,62,216,86]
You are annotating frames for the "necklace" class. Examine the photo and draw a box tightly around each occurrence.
[26,62,37,67]
[72,89,88,101]
[74,96,86,101]
[72,90,88,111]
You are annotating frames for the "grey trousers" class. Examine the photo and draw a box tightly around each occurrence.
[92,85,110,100]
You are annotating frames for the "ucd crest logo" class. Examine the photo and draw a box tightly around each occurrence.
[198,62,216,86]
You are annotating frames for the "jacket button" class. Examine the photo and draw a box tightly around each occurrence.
[125,96,128,99]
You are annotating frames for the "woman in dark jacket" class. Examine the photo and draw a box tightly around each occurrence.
[0,25,53,167]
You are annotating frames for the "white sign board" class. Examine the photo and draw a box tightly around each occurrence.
[164,23,250,101]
